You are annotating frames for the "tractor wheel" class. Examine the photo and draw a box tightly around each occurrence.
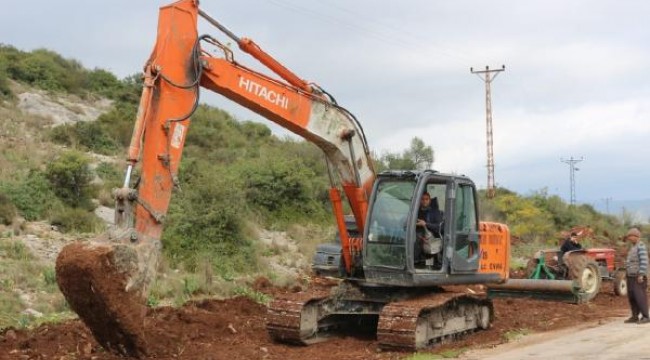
[614,270,627,297]
[566,254,601,302]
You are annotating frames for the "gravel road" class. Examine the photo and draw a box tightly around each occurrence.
[461,317,650,360]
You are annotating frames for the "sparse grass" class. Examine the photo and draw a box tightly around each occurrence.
[0,241,72,329]
[49,207,104,233]
[403,348,468,359]
[510,238,547,266]
[233,286,271,305]
[0,240,33,261]
[0,291,24,326]
[503,328,531,342]
[0,107,53,160]
[287,223,334,259]
[149,260,235,307]
[65,103,85,115]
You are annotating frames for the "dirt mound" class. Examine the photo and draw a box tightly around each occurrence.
[0,281,631,359]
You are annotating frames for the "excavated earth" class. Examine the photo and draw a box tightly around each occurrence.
[0,276,630,360]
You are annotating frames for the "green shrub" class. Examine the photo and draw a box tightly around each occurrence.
[0,45,141,101]
[86,68,122,96]
[236,156,329,224]
[0,193,16,225]
[49,101,138,155]
[0,72,12,100]
[49,121,117,154]
[42,267,57,286]
[45,151,95,209]
[0,171,60,221]
[49,207,103,233]
[162,164,253,273]
[97,102,138,147]
[95,162,122,189]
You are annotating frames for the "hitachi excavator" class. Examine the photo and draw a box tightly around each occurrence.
[55,0,512,357]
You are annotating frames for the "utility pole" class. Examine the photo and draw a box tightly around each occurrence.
[602,197,612,214]
[471,65,505,198]
[560,156,584,205]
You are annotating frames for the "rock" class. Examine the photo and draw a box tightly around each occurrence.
[22,308,43,318]
[227,324,237,334]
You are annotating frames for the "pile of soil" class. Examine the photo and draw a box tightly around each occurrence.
[0,281,630,360]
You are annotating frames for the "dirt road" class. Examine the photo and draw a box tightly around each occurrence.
[461,317,650,360]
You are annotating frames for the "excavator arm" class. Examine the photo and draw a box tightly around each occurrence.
[129,0,373,269]
[55,0,374,356]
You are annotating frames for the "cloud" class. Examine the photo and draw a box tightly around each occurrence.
[2,0,649,202]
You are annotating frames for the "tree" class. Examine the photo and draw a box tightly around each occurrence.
[378,137,434,171]
[404,137,434,170]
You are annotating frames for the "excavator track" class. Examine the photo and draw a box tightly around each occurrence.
[266,290,330,344]
[267,283,494,351]
[377,292,493,350]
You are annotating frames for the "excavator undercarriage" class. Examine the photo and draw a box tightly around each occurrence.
[267,281,493,350]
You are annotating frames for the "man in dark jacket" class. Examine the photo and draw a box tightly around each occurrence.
[414,192,444,266]
[624,227,649,324]
[560,232,583,257]
[416,192,444,238]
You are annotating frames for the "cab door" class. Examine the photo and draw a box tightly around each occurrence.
[449,181,480,273]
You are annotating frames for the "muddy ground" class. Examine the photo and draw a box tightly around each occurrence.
[0,279,630,360]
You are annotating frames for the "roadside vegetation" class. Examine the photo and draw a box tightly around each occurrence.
[0,45,648,331]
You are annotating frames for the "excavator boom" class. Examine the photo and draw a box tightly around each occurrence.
[56,0,375,356]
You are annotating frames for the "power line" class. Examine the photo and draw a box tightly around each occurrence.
[266,0,476,63]
[471,65,505,199]
[561,156,584,206]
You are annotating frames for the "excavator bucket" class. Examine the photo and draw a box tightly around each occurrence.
[56,238,160,357]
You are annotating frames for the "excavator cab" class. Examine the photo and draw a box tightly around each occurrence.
[267,170,507,349]
[363,170,493,287]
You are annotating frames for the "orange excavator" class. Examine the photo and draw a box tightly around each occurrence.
[55,0,511,356]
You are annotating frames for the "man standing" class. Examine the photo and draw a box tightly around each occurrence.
[624,227,649,324]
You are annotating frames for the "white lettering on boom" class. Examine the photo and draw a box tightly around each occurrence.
[239,77,289,109]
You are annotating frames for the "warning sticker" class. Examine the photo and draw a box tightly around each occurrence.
[170,123,186,149]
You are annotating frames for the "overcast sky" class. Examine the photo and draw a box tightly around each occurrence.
[2,0,649,206]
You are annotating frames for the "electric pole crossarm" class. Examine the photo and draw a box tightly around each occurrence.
[561,156,585,205]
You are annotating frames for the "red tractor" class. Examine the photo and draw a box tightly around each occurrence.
[523,247,627,302]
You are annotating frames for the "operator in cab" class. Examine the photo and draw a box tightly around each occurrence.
[416,192,444,237]
[414,192,444,267]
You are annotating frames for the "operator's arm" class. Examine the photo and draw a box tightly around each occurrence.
[424,210,444,237]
